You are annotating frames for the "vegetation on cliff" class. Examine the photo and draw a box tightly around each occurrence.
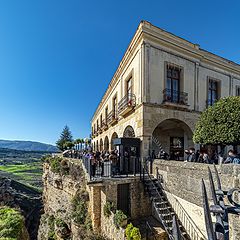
[0,206,25,240]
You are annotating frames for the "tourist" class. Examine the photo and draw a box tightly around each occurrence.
[90,153,96,177]
[187,148,196,162]
[224,150,240,164]
[109,150,118,176]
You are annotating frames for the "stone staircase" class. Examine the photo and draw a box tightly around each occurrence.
[142,175,190,240]
[152,136,165,155]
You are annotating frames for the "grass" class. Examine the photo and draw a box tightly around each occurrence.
[0,162,43,192]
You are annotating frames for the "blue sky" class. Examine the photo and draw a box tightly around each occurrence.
[0,0,239,145]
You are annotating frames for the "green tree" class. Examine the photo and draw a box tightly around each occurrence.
[193,96,240,148]
[63,141,75,150]
[56,125,73,151]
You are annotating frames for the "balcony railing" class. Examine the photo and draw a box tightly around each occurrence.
[163,88,188,105]
[101,119,108,130]
[107,110,118,125]
[118,93,136,115]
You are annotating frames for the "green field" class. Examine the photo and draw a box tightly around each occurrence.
[0,148,47,192]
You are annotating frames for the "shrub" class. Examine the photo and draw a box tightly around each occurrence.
[113,210,127,228]
[84,215,92,231]
[0,207,24,239]
[49,157,62,173]
[103,201,116,218]
[55,218,68,228]
[125,223,141,240]
[125,223,134,240]
[47,215,56,240]
[130,227,141,240]
[71,192,88,225]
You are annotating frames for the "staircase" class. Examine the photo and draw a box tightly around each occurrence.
[152,136,164,154]
[141,165,190,240]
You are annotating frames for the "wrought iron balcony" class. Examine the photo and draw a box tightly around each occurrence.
[118,93,136,116]
[162,88,188,106]
[107,110,118,125]
[101,119,108,130]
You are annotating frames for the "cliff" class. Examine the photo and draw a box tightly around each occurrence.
[0,177,42,239]
[38,156,106,240]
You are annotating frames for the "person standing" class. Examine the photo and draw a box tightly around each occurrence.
[187,148,196,162]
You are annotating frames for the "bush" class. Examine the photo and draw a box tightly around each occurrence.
[125,223,141,240]
[55,218,68,228]
[130,227,141,240]
[49,157,62,173]
[0,207,24,239]
[113,210,127,228]
[103,201,116,218]
[47,215,56,240]
[125,223,134,240]
[71,192,88,225]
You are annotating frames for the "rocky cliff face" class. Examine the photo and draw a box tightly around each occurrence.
[38,157,104,240]
[0,177,42,240]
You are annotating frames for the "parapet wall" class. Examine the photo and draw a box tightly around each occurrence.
[152,160,240,239]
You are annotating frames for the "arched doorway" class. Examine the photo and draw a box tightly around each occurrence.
[100,139,103,151]
[123,125,135,138]
[111,132,118,150]
[152,119,193,160]
[104,136,109,151]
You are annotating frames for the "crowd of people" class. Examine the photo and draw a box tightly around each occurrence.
[81,150,119,177]
[152,147,240,164]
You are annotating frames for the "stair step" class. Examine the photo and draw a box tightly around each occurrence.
[161,212,175,217]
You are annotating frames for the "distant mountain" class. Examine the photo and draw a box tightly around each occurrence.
[0,140,59,152]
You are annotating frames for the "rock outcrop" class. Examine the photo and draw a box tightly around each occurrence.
[0,177,42,240]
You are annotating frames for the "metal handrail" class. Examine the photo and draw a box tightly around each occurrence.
[163,88,188,105]
[118,93,136,114]
[141,161,180,240]
[156,168,206,240]
[145,221,157,240]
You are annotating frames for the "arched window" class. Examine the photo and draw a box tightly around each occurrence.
[123,126,135,138]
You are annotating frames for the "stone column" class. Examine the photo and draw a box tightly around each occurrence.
[90,186,101,232]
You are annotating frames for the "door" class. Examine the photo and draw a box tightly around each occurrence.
[117,184,130,216]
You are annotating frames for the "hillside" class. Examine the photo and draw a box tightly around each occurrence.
[0,139,58,152]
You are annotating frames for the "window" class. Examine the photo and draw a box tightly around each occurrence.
[100,114,102,127]
[166,64,181,102]
[208,79,219,106]
[236,86,240,96]
[113,96,117,118]
[126,77,132,96]
[105,107,108,121]
[97,120,99,130]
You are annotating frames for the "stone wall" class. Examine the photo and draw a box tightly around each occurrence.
[152,160,240,239]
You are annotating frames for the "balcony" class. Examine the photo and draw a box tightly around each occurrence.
[107,110,118,125]
[118,93,136,116]
[101,119,108,130]
[162,89,188,106]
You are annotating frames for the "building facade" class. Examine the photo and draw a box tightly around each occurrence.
[91,21,240,159]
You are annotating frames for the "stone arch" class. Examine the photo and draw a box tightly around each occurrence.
[104,136,109,151]
[100,139,103,151]
[152,118,194,160]
[111,132,118,150]
[123,125,135,138]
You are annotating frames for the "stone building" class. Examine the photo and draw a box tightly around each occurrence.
[91,20,240,159]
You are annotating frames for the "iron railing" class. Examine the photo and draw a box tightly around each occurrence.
[81,155,140,181]
[163,88,188,105]
[118,93,136,114]
[107,110,118,124]
[156,168,206,240]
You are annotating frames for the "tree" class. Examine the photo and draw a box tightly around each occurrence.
[63,141,75,150]
[56,125,73,151]
[193,96,240,148]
